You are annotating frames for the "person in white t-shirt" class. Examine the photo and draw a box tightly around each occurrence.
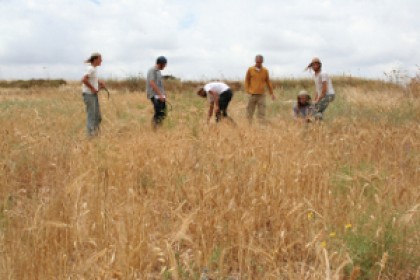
[306,57,335,120]
[82,52,106,136]
[197,82,234,123]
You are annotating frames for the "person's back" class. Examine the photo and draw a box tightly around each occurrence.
[197,81,234,123]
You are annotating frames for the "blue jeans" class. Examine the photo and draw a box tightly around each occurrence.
[151,97,166,126]
[83,93,102,136]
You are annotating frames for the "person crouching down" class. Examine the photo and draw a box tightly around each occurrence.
[293,90,313,122]
[197,82,234,123]
[306,57,335,120]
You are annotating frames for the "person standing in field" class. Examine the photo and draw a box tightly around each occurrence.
[146,56,168,129]
[293,90,313,122]
[245,55,276,124]
[197,81,234,123]
[82,52,106,137]
[306,57,335,120]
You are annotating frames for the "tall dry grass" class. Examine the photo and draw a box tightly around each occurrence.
[0,80,419,279]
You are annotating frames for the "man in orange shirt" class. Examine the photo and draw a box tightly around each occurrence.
[245,55,276,123]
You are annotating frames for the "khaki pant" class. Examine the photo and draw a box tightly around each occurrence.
[83,93,102,136]
[313,94,335,120]
[247,94,266,123]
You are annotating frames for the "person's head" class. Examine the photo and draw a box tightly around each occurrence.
[156,56,167,70]
[85,52,102,66]
[297,90,311,106]
[307,57,322,73]
[196,87,206,98]
[255,55,264,68]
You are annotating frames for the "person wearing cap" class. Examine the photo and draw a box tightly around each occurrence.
[197,81,234,123]
[146,56,168,129]
[293,90,313,121]
[306,57,335,120]
[245,55,276,124]
[81,52,106,136]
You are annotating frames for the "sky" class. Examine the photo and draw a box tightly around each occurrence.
[0,0,419,81]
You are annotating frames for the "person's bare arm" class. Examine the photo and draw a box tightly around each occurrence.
[208,101,214,122]
[82,75,98,94]
[98,80,106,90]
[266,71,275,100]
[210,91,220,112]
[245,69,251,93]
[316,81,328,102]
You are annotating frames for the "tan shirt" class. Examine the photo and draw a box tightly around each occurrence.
[245,66,274,95]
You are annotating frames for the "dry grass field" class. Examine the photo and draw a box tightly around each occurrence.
[0,78,419,279]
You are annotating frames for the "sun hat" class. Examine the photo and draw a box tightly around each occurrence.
[298,90,311,99]
[307,57,321,68]
[85,52,101,63]
[90,52,101,58]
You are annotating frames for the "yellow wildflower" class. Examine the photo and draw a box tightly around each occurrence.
[307,212,314,221]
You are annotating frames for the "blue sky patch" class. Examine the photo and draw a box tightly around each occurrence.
[179,13,195,29]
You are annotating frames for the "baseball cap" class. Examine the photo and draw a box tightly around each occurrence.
[156,56,167,65]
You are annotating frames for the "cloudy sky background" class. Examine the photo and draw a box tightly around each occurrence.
[0,0,419,81]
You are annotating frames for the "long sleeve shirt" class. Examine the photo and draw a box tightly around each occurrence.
[245,66,274,95]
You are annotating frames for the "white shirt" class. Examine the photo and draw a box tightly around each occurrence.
[82,65,99,94]
[314,72,335,96]
[204,82,230,102]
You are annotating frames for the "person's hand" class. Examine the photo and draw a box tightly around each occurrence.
[271,94,276,101]
[99,81,106,89]
[158,95,165,102]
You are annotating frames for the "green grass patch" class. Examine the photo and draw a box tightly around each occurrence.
[343,212,420,279]
[0,79,66,89]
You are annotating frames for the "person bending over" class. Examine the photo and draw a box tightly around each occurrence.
[197,82,234,123]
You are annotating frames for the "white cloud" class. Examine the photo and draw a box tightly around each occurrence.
[0,0,419,80]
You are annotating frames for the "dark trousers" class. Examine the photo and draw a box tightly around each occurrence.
[151,97,167,125]
[216,89,233,122]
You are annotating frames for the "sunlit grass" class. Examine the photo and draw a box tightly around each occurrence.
[0,79,419,279]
